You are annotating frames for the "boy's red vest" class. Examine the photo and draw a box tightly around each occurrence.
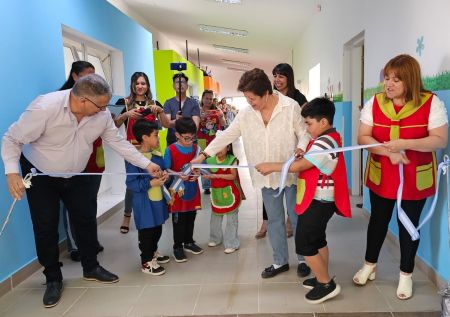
[168,144,201,212]
[364,93,437,200]
[295,131,351,218]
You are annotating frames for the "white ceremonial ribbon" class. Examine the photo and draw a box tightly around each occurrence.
[411,155,450,241]
[0,173,33,237]
[191,163,254,169]
[396,158,420,240]
[446,155,450,246]
[274,143,384,197]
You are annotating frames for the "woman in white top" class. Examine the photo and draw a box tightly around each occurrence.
[191,68,310,278]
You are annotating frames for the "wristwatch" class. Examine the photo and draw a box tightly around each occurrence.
[199,151,210,159]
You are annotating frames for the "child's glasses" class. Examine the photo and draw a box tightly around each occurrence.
[179,135,197,142]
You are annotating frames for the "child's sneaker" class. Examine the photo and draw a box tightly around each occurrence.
[224,248,238,254]
[304,278,341,304]
[141,259,165,276]
[173,247,187,263]
[184,243,204,255]
[154,251,170,264]
[302,277,317,289]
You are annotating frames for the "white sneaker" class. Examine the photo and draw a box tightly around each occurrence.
[224,248,238,254]
[141,258,165,276]
[208,241,221,247]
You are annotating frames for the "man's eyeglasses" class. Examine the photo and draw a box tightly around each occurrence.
[84,96,108,111]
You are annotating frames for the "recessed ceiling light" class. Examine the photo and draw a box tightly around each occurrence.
[199,24,248,37]
[212,0,242,4]
[213,44,248,54]
[227,67,248,72]
[221,59,251,67]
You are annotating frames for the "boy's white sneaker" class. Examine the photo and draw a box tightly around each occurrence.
[141,259,165,276]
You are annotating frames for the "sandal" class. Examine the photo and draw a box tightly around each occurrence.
[353,263,376,285]
[120,214,131,234]
[397,273,413,300]
[255,229,267,239]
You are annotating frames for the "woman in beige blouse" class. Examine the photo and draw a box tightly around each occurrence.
[191,68,311,279]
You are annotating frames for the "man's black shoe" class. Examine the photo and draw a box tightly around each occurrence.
[261,264,289,278]
[83,266,119,283]
[43,281,63,308]
[70,250,81,262]
[297,262,311,277]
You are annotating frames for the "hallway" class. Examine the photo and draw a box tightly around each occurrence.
[0,139,442,316]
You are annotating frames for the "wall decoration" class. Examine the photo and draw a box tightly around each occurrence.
[416,36,425,56]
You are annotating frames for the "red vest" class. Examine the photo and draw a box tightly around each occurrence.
[295,131,351,218]
[125,101,157,145]
[85,138,105,173]
[167,144,201,212]
[364,93,437,200]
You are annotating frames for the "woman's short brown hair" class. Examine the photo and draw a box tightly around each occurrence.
[237,68,272,97]
[383,54,428,107]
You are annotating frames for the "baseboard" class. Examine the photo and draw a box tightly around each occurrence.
[0,200,123,298]
[361,208,447,290]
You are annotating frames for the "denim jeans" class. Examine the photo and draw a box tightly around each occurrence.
[201,176,211,191]
[209,209,239,249]
[261,185,303,265]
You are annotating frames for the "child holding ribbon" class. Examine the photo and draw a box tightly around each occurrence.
[203,135,245,254]
[164,117,203,262]
[125,119,170,276]
[256,97,351,304]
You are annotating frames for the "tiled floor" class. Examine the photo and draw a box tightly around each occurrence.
[0,139,442,316]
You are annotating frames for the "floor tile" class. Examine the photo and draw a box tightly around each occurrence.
[0,287,86,317]
[194,283,258,315]
[128,284,200,316]
[259,282,325,313]
[64,286,142,317]
[374,280,441,312]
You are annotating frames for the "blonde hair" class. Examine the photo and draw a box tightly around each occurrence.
[383,54,429,107]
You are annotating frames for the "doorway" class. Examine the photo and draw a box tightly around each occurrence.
[343,31,364,196]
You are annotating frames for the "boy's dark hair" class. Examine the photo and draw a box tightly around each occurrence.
[301,97,335,125]
[132,119,159,143]
[175,117,197,135]
[172,73,189,83]
[237,68,272,97]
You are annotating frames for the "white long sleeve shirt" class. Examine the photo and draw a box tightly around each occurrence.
[2,89,150,175]
[205,91,309,189]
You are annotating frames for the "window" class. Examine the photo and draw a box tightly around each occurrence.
[308,63,321,100]
[61,25,125,95]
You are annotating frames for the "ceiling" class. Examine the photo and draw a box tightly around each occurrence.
[108,0,318,97]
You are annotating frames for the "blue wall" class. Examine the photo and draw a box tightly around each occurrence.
[334,101,353,184]
[0,0,154,283]
[362,90,450,282]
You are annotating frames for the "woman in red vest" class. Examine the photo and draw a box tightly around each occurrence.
[354,54,448,300]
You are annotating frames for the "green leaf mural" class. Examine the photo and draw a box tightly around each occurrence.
[363,71,450,100]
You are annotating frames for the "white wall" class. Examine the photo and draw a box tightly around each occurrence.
[293,0,450,95]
